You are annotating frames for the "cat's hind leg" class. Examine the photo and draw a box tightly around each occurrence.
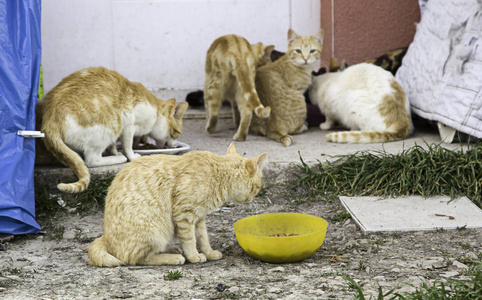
[266,121,294,147]
[141,253,185,266]
[230,99,241,127]
[204,84,222,133]
[267,130,294,147]
[232,94,253,141]
[84,148,127,167]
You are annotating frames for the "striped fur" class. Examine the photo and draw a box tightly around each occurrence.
[38,67,188,193]
[204,34,274,141]
[309,63,413,144]
[87,143,267,267]
[251,28,324,147]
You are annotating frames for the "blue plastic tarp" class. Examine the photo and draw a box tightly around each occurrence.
[0,0,41,234]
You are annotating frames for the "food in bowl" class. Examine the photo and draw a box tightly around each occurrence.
[133,143,182,150]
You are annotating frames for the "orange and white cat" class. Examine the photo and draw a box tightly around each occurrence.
[309,63,412,143]
[38,67,188,193]
[87,143,268,267]
[204,34,274,141]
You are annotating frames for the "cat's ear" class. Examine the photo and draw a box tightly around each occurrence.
[226,142,238,155]
[263,45,275,58]
[329,57,340,72]
[172,101,188,119]
[245,152,268,176]
[314,28,324,44]
[256,152,268,170]
[340,60,348,71]
[167,98,176,105]
[288,29,299,45]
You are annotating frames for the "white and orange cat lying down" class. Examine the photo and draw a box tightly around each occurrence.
[87,143,267,267]
[37,67,188,193]
[309,63,413,143]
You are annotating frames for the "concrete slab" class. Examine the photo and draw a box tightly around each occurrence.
[339,196,482,232]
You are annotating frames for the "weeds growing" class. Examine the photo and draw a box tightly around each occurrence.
[164,270,182,281]
[294,142,482,208]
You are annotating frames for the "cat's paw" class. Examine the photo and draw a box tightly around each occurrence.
[167,246,183,254]
[187,253,207,264]
[167,254,186,265]
[206,117,218,133]
[281,135,293,147]
[232,132,247,141]
[319,122,332,130]
[126,153,141,161]
[298,123,308,133]
[206,250,223,261]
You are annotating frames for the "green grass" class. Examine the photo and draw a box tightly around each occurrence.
[344,263,482,299]
[164,270,182,280]
[71,174,115,213]
[294,142,482,208]
[331,211,351,222]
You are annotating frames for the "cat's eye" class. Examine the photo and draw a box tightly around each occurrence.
[310,49,317,54]
[295,49,302,54]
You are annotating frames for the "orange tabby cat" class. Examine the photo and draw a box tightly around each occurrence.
[251,28,324,146]
[204,34,274,141]
[38,67,188,193]
[87,143,267,267]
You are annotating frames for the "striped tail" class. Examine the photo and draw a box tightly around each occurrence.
[87,236,123,267]
[326,129,410,144]
[42,130,90,193]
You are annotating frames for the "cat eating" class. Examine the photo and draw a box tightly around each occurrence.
[87,143,268,267]
[251,28,324,146]
[204,34,274,141]
[309,63,413,143]
[37,67,188,193]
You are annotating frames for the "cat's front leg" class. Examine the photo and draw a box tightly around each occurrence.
[119,128,141,161]
[176,221,207,263]
[319,118,335,130]
[195,218,222,260]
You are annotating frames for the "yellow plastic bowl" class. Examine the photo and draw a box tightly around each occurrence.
[233,213,329,263]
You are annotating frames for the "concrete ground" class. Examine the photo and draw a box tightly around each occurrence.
[34,101,468,189]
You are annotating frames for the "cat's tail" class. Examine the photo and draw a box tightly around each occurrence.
[326,127,412,144]
[42,131,90,193]
[233,59,271,119]
[87,236,124,267]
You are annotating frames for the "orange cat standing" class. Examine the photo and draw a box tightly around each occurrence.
[204,34,274,141]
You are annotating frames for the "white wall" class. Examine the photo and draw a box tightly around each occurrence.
[41,0,321,93]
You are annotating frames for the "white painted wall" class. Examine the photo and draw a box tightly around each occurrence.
[41,0,320,93]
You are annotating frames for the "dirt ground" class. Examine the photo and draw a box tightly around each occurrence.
[1,185,481,300]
